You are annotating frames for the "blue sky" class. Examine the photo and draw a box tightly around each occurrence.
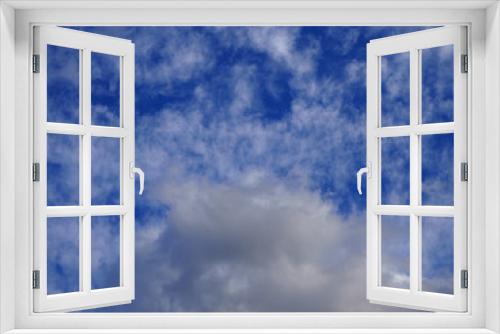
[46,26,455,311]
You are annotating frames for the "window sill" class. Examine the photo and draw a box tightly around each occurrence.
[3,329,497,334]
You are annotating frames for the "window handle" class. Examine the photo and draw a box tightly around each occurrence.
[130,162,145,195]
[356,163,371,195]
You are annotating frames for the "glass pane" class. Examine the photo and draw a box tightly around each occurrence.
[381,215,410,289]
[421,45,454,124]
[91,52,120,127]
[47,134,80,206]
[421,217,454,294]
[381,136,410,205]
[47,217,80,294]
[47,45,80,124]
[91,216,120,289]
[381,52,410,127]
[422,133,454,206]
[91,137,121,205]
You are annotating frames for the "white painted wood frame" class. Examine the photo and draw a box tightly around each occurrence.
[366,26,468,312]
[0,1,498,333]
[32,26,136,312]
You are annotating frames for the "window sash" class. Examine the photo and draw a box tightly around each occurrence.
[32,26,136,312]
[366,26,468,312]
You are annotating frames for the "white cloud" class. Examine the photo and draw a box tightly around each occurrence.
[245,27,316,75]
[129,174,398,311]
[133,28,215,90]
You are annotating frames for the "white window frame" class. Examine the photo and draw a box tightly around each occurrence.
[365,26,468,312]
[33,26,136,312]
[1,1,499,333]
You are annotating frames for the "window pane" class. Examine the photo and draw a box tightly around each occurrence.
[91,52,120,127]
[381,52,410,127]
[421,45,454,124]
[421,217,454,294]
[381,136,410,205]
[91,137,121,205]
[381,215,410,289]
[47,217,80,294]
[47,45,80,124]
[91,216,121,290]
[422,133,454,206]
[47,134,80,206]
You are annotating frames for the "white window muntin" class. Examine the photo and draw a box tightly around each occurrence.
[32,26,136,312]
[366,26,468,312]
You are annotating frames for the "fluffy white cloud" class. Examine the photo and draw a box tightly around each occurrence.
[130,174,398,312]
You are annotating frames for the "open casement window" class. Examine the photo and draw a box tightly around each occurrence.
[362,26,468,312]
[33,26,142,312]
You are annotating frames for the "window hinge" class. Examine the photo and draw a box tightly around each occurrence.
[32,163,40,182]
[32,54,40,73]
[461,269,468,289]
[461,54,468,73]
[461,162,468,182]
[32,270,40,289]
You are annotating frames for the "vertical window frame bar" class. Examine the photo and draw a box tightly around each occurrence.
[81,48,92,295]
[409,48,421,294]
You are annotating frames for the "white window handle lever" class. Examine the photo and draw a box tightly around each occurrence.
[356,163,371,195]
[130,162,145,195]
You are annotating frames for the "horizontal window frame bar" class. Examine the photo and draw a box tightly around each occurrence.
[46,122,129,138]
[374,122,454,138]
[46,205,127,217]
[373,205,454,217]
